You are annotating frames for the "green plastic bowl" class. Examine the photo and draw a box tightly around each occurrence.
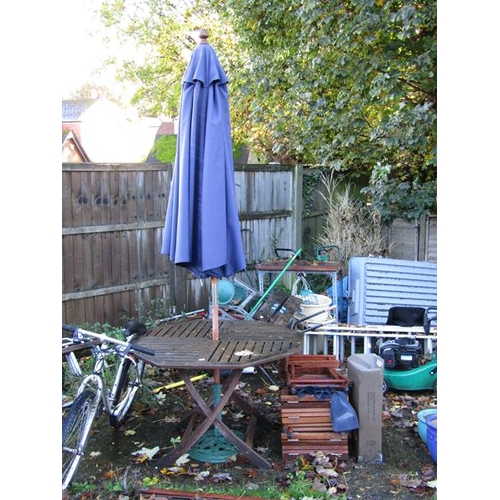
[218,279,235,305]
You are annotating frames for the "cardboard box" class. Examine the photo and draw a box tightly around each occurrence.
[347,354,384,463]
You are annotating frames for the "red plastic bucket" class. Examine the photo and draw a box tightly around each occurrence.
[426,414,437,463]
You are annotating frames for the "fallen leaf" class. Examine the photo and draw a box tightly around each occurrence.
[194,470,210,481]
[397,473,424,489]
[421,465,435,480]
[175,453,190,466]
[131,445,159,461]
[315,465,338,478]
[160,466,186,475]
[245,482,260,490]
[103,470,118,480]
[312,478,328,493]
[390,408,404,418]
[124,429,136,436]
[235,349,254,356]
[212,472,233,482]
[162,415,178,423]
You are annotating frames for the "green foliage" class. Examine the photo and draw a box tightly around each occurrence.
[149,135,177,163]
[215,0,436,184]
[302,169,324,218]
[232,141,246,162]
[130,297,175,328]
[70,481,96,493]
[104,480,124,493]
[98,0,436,213]
[361,162,437,223]
[148,135,248,165]
[140,473,339,499]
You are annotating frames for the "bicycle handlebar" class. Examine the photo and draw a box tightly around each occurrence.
[62,324,155,356]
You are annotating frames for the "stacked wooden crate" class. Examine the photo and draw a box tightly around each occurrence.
[281,355,350,462]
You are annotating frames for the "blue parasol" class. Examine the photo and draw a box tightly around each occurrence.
[161,29,246,340]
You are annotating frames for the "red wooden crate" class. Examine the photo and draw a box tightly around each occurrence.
[280,388,349,462]
[285,354,349,389]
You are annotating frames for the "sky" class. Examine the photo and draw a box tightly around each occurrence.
[61,0,112,97]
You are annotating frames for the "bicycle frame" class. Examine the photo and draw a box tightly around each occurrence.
[62,339,83,377]
[62,324,154,490]
[74,344,143,417]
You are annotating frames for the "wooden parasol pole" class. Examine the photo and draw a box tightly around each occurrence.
[210,276,220,385]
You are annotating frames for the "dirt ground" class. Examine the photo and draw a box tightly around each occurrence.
[64,364,437,500]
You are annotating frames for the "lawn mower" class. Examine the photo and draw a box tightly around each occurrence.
[378,306,437,395]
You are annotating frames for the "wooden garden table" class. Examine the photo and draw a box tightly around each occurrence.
[136,317,303,469]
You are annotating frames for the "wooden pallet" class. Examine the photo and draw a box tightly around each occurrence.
[280,388,349,462]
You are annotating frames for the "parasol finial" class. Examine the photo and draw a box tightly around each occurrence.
[199,28,209,44]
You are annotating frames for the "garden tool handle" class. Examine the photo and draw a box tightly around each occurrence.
[316,244,342,262]
[275,248,298,259]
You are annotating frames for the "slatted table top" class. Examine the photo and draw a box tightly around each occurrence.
[136,318,303,369]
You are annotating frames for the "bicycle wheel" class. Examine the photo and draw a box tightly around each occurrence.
[109,358,145,427]
[62,389,100,490]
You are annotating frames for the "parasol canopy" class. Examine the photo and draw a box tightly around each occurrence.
[161,30,246,282]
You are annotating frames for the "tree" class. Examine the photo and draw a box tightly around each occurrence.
[99,0,436,200]
[99,0,245,118]
[215,0,436,184]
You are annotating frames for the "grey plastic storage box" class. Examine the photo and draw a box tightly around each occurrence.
[347,353,384,463]
[347,257,437,326]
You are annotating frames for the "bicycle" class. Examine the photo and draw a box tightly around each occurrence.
[62,320,155,491]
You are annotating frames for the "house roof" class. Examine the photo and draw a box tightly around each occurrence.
[61,98,171,162]
[62,129,71,142]
[62,98,97,122]
[62,130,91,162]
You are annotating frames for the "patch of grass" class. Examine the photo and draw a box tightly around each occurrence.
[141,469,347,500]
[142,480,304,499]
[103,479,124,493]
[70,481,96,493]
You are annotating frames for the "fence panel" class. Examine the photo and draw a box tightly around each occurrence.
[63,163,435,327]
[62,163,299,326]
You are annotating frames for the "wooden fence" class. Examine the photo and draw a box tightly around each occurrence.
[62,163,301,326]
[62,162,436,327]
